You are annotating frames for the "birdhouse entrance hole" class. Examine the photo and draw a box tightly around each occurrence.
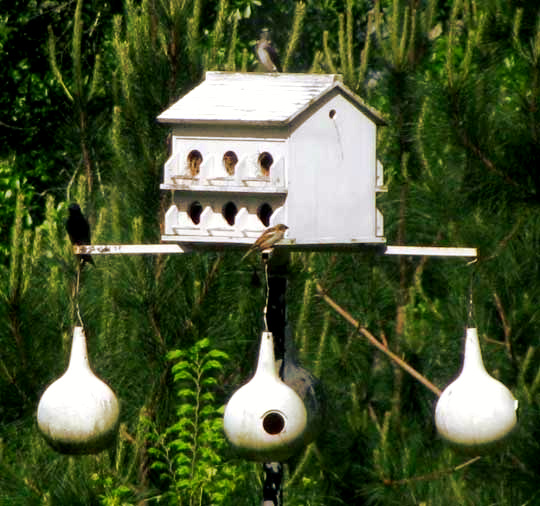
[223,151,238,175]
[222,202,238,226]
[329,109,337,119]
[187,150,203,176]
[257,203,273,227]
[262,411,285,435]
[258,152,273,176]
[188,201,203,224]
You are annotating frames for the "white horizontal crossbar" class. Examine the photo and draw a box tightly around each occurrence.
[74,244,185,255]
[74,244,477,258]
[384,245,477,258]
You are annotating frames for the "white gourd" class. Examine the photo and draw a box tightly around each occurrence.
[37,326,120,454]
[223,331,308,461]
[435,327,518,446]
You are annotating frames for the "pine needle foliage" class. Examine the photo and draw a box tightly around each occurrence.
[3,0,540,504]
[48,0,110,196]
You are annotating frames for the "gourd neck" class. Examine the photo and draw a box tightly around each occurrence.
[255,331,279,380]
[461,327,486,375]
[68,326,92,373]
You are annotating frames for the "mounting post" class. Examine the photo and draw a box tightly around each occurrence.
[261,249,290,505]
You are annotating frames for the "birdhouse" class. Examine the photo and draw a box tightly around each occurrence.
[157,72,386,250]
[223,331,309,461]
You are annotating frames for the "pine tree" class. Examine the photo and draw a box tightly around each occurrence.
[2,0,540,504]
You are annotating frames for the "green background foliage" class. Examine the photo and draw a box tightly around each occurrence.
[1,0,540,504]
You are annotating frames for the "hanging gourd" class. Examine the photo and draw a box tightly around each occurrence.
[435,327,518,447]
[223,331,308,461]
[37,326,120,454]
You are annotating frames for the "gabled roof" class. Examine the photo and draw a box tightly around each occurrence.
[157,71,386,126]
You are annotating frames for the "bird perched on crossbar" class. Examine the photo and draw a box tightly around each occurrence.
[242,224,288,261]
[66,203,94,267]
[256,29,281,72]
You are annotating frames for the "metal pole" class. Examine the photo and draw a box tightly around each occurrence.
[262,462,283,506]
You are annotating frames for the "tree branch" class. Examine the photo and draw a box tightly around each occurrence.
[382,456,481,486]
[493,291,514,363]
[314,281,442,397]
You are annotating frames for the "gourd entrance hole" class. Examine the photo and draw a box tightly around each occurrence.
[257,203,273,227]
[188,202,203,224]
[262,412,285,435]
[222,202,238,226]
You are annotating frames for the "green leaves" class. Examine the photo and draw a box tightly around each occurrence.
[146,338,240,505]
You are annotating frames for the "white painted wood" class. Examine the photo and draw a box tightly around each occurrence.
[174,211,207,236]
[161,235,254,245]
[160,183,287,194]
[376,159,387,191]
[269,206,285,228]
[235,208,265,237]
[158,71,388,248]
[74,244,185,254]
[376,209,384,238]
[287,93,378,243]
[158,72,385,126]
[75,243,474,257]
[384,246,477,257]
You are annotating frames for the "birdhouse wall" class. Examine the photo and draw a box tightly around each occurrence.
[163,126,287,188]
[161,125,289,244]
[286,94,382,244]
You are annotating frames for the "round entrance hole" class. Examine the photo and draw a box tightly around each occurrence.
[262,411,285,435]
[329,109,337,119]
[188,201,203,225]
[257,203,273,227]
[222,202,238,226]
[258,152,274,176]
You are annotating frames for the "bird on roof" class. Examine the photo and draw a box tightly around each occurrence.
[255,29,281,72]
[242,224,288,261]
[66,203,94,267]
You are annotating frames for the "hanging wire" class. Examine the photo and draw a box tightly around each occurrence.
[75,261,84,327]
[263,259,270,331]
[467,265,477,328]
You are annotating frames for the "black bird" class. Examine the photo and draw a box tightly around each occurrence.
[66,203,94,266]
[256,29,281,72]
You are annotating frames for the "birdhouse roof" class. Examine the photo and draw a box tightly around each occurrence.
[157,72,386,127]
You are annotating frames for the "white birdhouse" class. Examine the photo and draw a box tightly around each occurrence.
[157,72,386,250]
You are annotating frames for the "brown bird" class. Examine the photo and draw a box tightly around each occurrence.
[223,151,238,175]
[255,29,281,72]
[242,224,288,261]
[187,150,202,177]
